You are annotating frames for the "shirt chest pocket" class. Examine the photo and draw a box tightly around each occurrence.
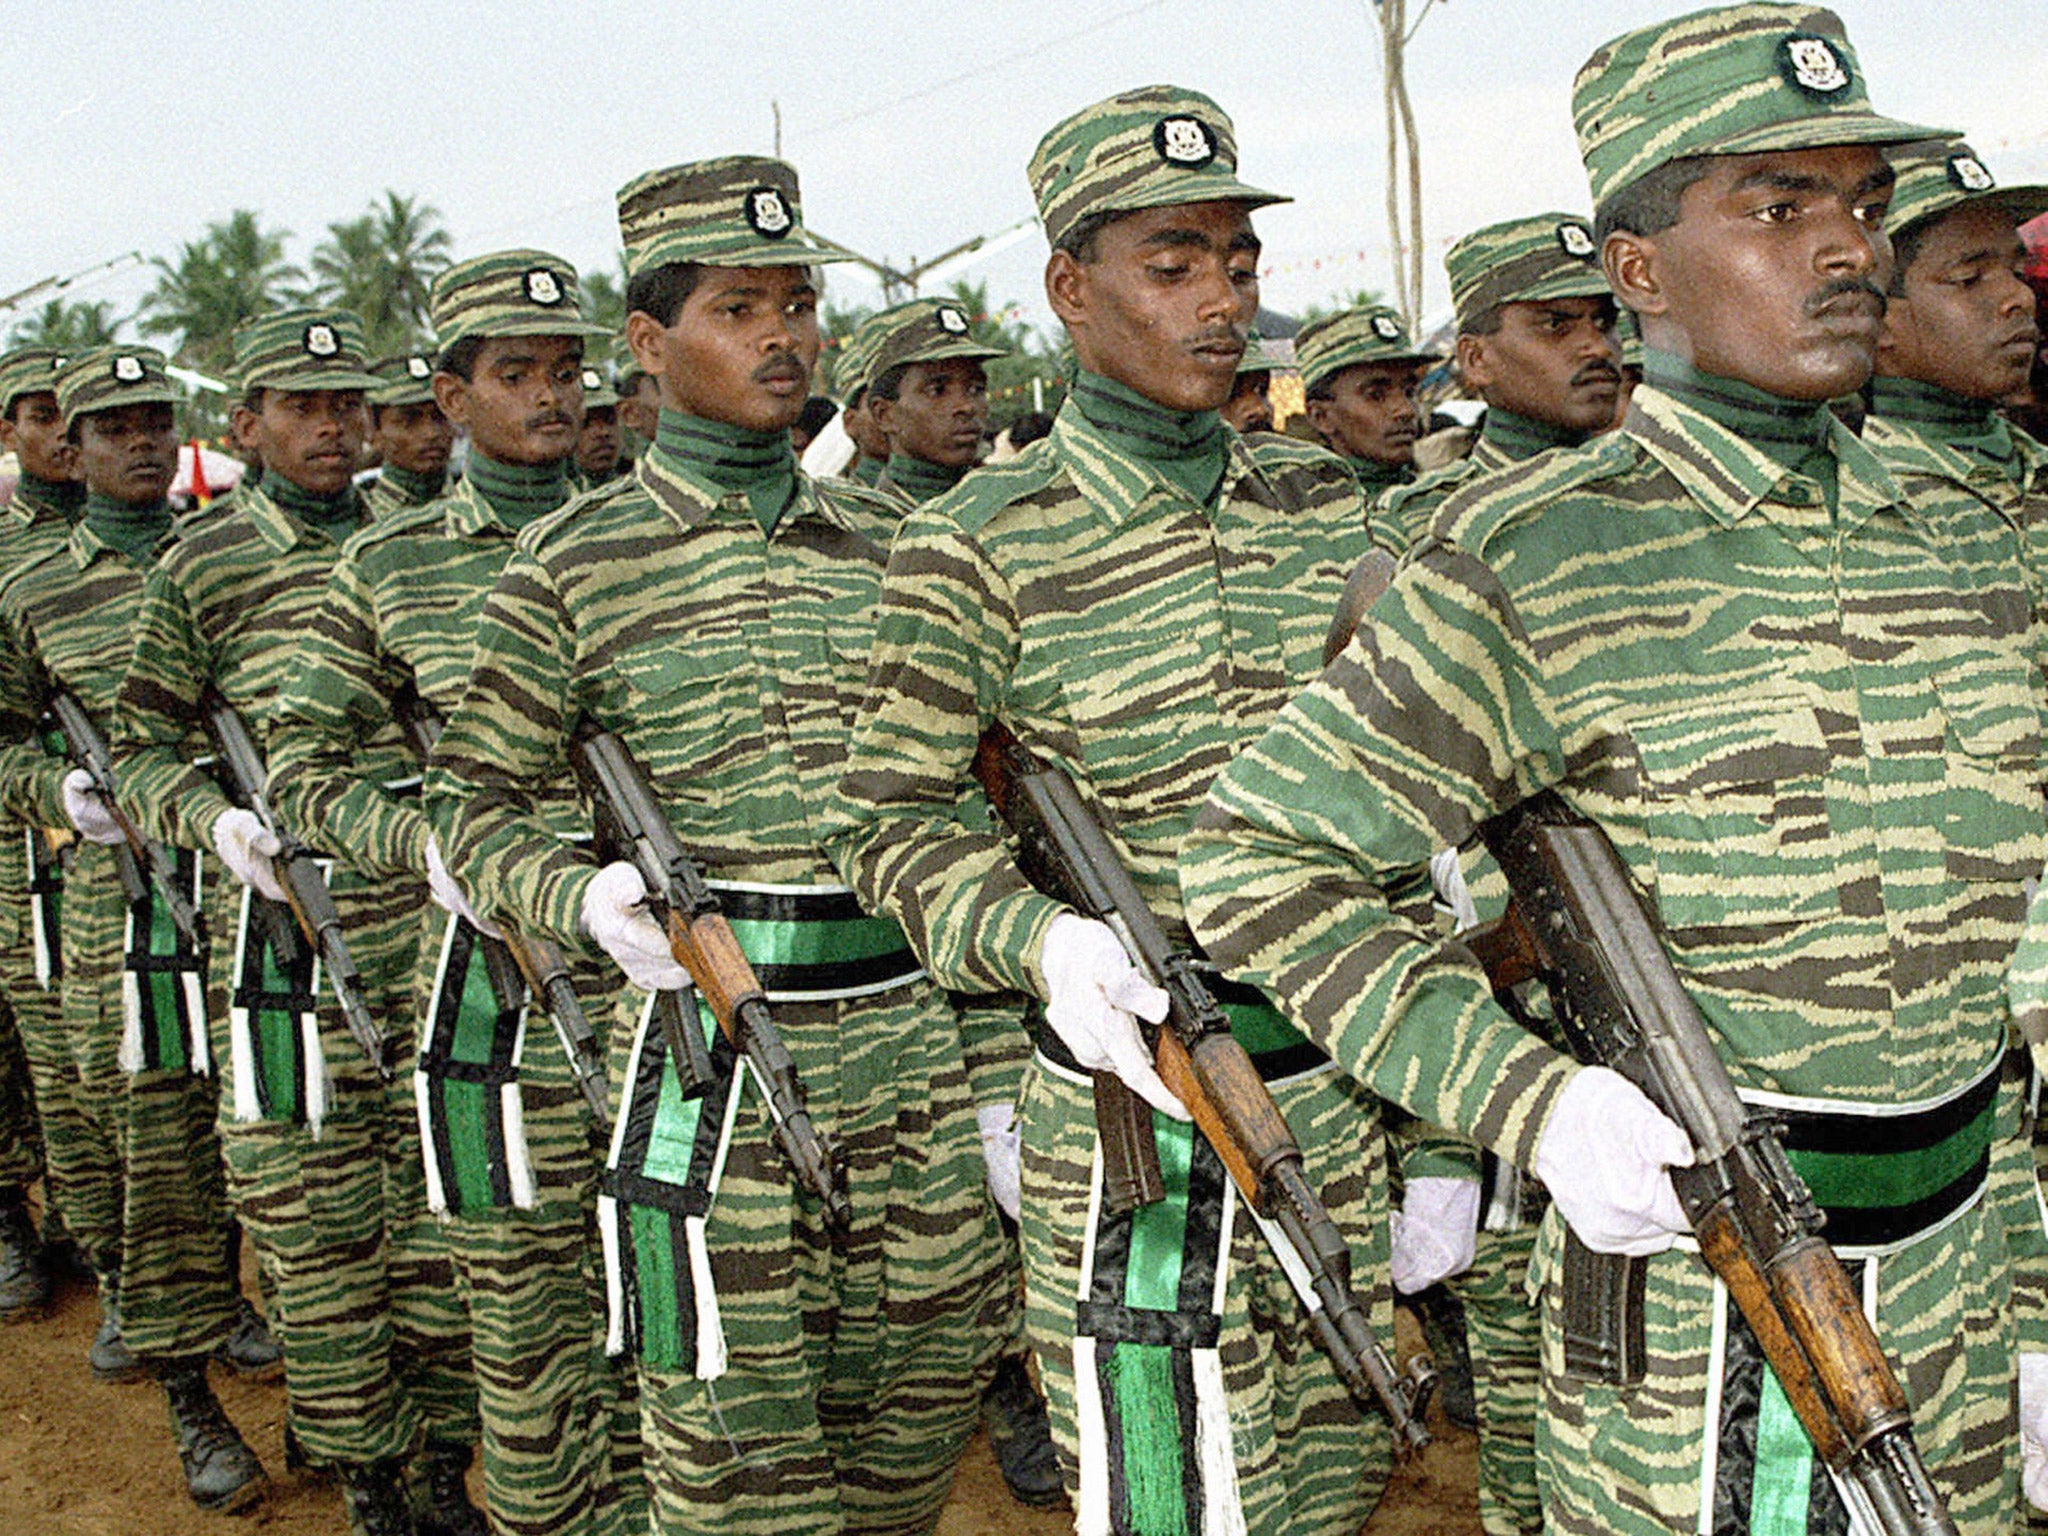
[1629,695,1839,933]
[1936,652,2045,883]
[605,645,755,808]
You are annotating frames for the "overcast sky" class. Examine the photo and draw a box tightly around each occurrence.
[5,0,2043,348]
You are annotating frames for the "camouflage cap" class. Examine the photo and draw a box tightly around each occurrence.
[1447,214,1611,332]
[1028,84,1289,250]
[857,298,1008,389]
[55,345,179,428]
[1236,333,1281,376]
[830,323,884,402]
[231,307,382,395]
[1886,139,2048,244]
[1573,5,1948,209]
[429,249,610,351]
[580,365,621,409]
[1293,305,1436,393]
[367,352,438,408]
[0,346,72,417]
[616,156,850,276]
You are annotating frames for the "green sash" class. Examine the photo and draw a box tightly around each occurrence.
[119,845,209,1077]
[227,885,327,1134]
[415,914,534,1214]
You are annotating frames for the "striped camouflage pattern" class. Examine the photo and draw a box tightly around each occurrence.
[829,318,887,402]
[1885,138,2048,242]
[1179,381,2046,1530]
[429,248,609,351]
[1616,307,1644,369]
[1294,304,1435,394]
[367,351,437,408]
[1571,4,1943,207]
[1448,1225,1542,1536]
[54,345,177,428]
[1027,84,1286,249]
[229,306,380,394]
[0,345,71,417]
[109,475,474,1461]
[820,399,1389,1531]
[267,469,638,1529]
[1377,429,1517,554]
[857,298,1008,387]
[0,519,241,1354]
[425,450,1014,1528]
[1446,213,1608,333]
[616,155,847,276]
[360,465,444,520]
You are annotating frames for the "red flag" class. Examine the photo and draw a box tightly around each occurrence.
[189,440,210,507]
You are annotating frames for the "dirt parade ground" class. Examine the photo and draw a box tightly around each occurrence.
[0,1258,1479,1535]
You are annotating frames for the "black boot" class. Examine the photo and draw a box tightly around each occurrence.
[338,1458,417,1536]
[0,1193,51,1321]
[212,1292,283,1379]
[1408,1284,1477,1430]
[158,1356,267,1513]
[89,1279,145,1383]
[412,1441,486,1536]
[982,1352,1064,1508]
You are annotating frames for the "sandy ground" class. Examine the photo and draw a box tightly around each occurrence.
[0,1266,1480,1535]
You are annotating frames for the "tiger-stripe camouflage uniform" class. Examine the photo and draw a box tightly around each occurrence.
[269,252,642,1536]
[824,89,1395,1536]
[360,351,450,519]
[1182,12,2048,1534]
[428,158,1014,1535]
[1293,303,1436,509]
[0,344,85,1315]
[110,314,475,1495]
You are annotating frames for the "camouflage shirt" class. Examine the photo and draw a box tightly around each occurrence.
[1182,382,2047,1169]
[822,394,1379,997]
[0,479,82,905]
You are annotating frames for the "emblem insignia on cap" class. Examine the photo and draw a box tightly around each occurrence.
[112,355,144,383]
[1948,154,1996,194]
[936,307,969,335]
[1778,35,1849,96]
[1154,117,1217,168]
[407,356,431,379]
[304,323,339,358]
[746,188,794,238]
[49,356,66,372]
[1556,221,1596,259]
[582,368,603,389]
[525,269,565,306]
[1371,315,1402,341]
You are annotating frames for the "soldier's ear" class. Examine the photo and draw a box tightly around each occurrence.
[1604,231,1664,318]
[1455,332,1493,392]
[430,371,469,431]
[623,310,668,379]
[1046,250,1088,329]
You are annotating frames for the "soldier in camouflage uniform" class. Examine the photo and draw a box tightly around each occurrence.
[111,311,476,1536]
[829,317,893,489]
[824,88,1394,1535]
[427,157,1015,1535]
[0,344,85,1319]
[0,347,269,1510]
[268,251,640,1536]
[862,298,1007,514]
[574,365,626,484]
[1181,9,2048,1534]
[362,352,454,518]
[1295,302,1436,504]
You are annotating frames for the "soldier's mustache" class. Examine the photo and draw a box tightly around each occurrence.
[525,411,575,430]
[1804,277,1886,318]
[1572,361,1622,387]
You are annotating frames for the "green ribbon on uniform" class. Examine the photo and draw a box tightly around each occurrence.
[722,911,912,972]
[1113,1113,1196,1534]
[1782,1098,1995,1212]
[245,923,309,1119]
[1748,1368,1816,1536]
[1214,995,1308,1056]
[630,1035,712,1368]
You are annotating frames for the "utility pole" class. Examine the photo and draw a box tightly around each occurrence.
[1371,0,1437,330]
[772,100,782,159]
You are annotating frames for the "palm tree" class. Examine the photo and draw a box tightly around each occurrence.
[941,278,1059,426]
[575,253,631,366]
[7,298,121,351]
[309,191,452,353]
[139,209,303,379]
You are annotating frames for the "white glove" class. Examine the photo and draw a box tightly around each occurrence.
[2022,1352,2048,1511]
[1038,912,1185,1119]
[1430,847,1479,933]
[580,861,688,992]
[210,807,287,902]
[60,768,124,846]
[425,836,501,938]
[1390,1175,1482,1294]
[1533,1066,1692,1256]
[977,1101,1022,1221]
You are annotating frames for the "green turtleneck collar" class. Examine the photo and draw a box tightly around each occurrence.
[379,462,447,507]
[1479,406,1585,462]
[1645,348,1838,510]
[265,473,363,543]
[885,452,967,506]
[1870,375,2015,469]
[465,451,570,530]
[1348,455,1412,493]
[1068,369,1231,508]
[652,409,796,536]
[82,490,172,564]
[15,472,85,522]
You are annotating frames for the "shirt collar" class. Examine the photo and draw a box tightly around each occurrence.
[443,474,525,539]
[1863,411,2048,512]
[1048,396,1273,527]
[638,443,828,537]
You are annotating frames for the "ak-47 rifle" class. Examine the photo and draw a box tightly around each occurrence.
[572,724,851,1231]
[200,691,390,1079]
[391,685,609,1124]
[1467,791,1956,1536]
[46,686,205,949]
[972,722,1435,1453]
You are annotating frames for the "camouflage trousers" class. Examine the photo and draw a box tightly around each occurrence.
[629,985,1014,1535]
[1532,1142,2024,1536]
[1448,1221,1541,1536]
[1017,1054,1393,1536]
[0,998,41,1193]
[209,872,474,1465]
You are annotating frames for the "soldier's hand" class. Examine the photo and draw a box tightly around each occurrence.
[59,768,124,847]
[1533,1065,1692,1256]
[211,808,287,902]
[580,861,687,991]
[426,836,502,939]
[976,1101,1022,1221]
[1037,913,1186,1120]
[2022,1353,2048,1511]
[1390,1175,1481,1293]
